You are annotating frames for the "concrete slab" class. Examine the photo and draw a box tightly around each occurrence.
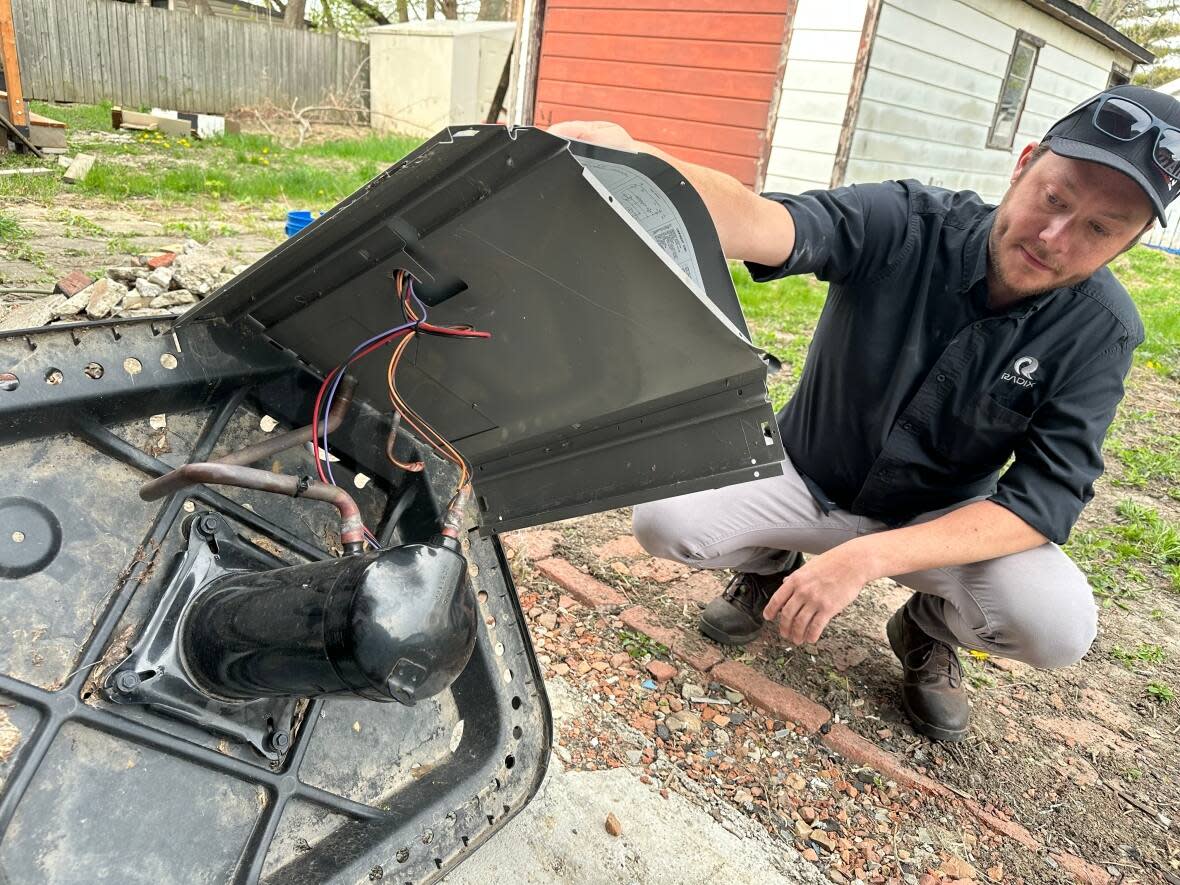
[442,763,826,885]
[442,677,826,885]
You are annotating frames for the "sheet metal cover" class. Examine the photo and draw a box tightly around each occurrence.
[183,125,783,529]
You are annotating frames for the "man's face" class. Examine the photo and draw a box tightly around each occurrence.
[988,147,1154,299]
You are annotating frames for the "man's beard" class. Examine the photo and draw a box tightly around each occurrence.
[987,210,1089,301]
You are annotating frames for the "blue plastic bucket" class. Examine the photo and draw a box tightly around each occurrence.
[285,210,316,238]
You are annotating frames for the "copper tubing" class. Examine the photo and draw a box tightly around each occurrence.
[439,485,472,541]
[139,462,366,550]
[216,375,359,468]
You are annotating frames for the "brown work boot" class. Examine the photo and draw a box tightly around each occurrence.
[698,552,803,646]
[886,604,969,742]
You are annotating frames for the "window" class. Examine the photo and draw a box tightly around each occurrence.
[1108,64,1131,88]
[988,31,1045,150]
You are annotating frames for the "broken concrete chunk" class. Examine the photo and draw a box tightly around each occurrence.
[145,266,174,289]
[0,296,68,332]
[84,278,129,319]
[134,278,165,300]
[149,289,196,309]
[53,289,93,318]
[107,266,148,283]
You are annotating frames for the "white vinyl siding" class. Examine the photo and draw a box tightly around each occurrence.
[842,0,1135,204]
[763,0,868,195]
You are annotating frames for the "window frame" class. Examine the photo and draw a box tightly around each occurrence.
[987,30,1046,150]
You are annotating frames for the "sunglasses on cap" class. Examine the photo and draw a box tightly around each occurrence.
[1069,93,1180,182]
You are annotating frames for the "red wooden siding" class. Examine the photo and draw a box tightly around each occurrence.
[534,0,795,188]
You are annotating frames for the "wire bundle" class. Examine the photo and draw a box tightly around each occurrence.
[311,269,491,548]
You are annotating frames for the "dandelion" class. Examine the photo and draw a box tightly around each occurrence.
[262,146,269,155]
[261,158,269,166]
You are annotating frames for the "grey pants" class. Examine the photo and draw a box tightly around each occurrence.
[632,457,1097,669]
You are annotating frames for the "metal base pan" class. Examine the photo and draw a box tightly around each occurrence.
[0,318,551,884]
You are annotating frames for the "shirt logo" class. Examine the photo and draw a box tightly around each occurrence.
[1003,356,1038,387]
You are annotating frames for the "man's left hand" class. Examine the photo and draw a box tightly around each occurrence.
[762,545,872,645]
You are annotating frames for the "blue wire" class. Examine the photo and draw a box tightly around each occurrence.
[318,311,425,550]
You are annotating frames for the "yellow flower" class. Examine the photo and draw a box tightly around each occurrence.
[262,146,269,154]
[261,158,269,166]
[967,650,990,661]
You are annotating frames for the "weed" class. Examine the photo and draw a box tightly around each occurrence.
[1070,501,1180,606]
[55,212,106,237]
[1107,434,1180,491]
[617,629,669,660]
[0,213,29,241]
[1146,680,1175,703]
[163,220,236,241]
[1111,643,1166,667]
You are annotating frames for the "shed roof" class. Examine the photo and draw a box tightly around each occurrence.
[1023,0,1153,64]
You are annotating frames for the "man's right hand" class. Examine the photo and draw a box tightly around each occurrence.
[546,120,644,154]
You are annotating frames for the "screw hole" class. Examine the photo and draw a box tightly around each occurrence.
[45,368,63,385]
[83,362,104,379]
[11,531,25,543]
[512,725,522,739]
[160,352,178,370]
[504,754,515,769]
[123,357,143,376]
[0,373,18,392]
[511,695,522,710]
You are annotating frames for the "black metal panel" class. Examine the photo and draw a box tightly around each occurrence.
[180,125,785,532]
[0,321,550,885]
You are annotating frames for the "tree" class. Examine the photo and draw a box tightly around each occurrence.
[284,0,308,27]
[1089,0,1180,86]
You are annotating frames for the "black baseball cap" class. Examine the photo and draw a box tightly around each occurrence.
[1043,84,1180,225]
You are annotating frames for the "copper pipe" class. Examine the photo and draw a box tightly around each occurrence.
[217,375,358,467]
[139,462,366,551]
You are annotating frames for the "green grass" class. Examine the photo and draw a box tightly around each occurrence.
[0,102,424,208]
[1111,246,1180,377]
[1068,499,1180,606]
[730,263,827,410]
[0,212,29,241]
[1147,680,1175,703]
[28,99,116,133]
[1111,643,1167,667]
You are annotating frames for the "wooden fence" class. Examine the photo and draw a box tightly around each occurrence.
[11,0,369,116]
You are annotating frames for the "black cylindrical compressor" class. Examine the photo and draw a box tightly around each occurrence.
[179,535,476,705]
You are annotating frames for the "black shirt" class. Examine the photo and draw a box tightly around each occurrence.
[747,180,1143,545]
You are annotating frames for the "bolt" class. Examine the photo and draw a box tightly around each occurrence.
[113,671,141,693]
[196,514,220,536]
[269,730,290,753]
[0,373,17,392]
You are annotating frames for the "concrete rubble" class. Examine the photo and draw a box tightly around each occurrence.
[0,239,248,334]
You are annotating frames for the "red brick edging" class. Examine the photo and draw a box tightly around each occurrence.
[532,554,1112,885]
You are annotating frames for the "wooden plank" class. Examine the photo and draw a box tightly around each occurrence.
[0,0,31,127]
[869,34,999,102]
[786,27,863,64]
[540,33,781,72]
[890,0,1014,54]
[875,3,1007,80]
[537,57,776,102]
[62,152,95,183]
[780,59,856,95]
[792,0,868,30]
[534,100,764,159]
[544,8,786,43]
[765,145,839,182]
[536,80,771,129]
